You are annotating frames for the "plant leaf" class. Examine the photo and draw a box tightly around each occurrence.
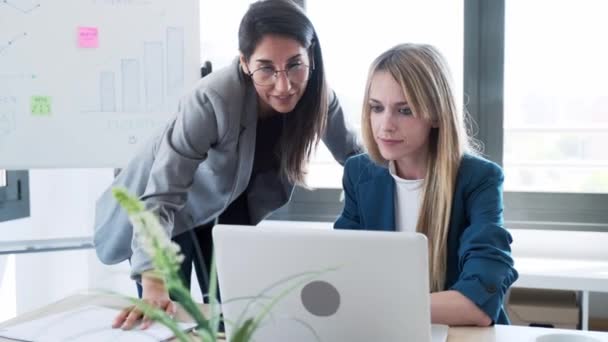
[229,318,255,342]
[207,253,221,337]
[168,283,210,332]
[111,187,145,214]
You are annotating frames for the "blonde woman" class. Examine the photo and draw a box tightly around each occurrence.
[334,43,518,326]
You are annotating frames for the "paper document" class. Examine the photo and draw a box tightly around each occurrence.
[0,305,197,342]
[432,324,449,342]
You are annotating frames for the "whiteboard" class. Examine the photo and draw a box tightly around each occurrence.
[0,0,200,168]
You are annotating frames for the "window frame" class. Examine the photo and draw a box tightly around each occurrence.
[0,170,30,222]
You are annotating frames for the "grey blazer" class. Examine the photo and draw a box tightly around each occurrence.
[93,59,361,278]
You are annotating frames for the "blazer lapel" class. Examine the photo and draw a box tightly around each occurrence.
[358,168,396,231]
[232,82,258,198]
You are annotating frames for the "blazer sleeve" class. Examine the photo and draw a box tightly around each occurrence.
[321,90,363,165]
[130,88,223,279]
[93,136,157,265]
[334,156,363,230]
[449,163,519,323]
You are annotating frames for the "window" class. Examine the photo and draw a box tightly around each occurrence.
[306,0,464,188]
[197,0,606,229]
[0,170,29,222]
[199,0,257,73]
[504,0,608,194]
[201,0,464,189]
[466,0,608,230]
[273,1,464,220]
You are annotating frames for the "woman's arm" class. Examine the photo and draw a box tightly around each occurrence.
[449,160,518,324]
[431,290,492,326]
[131,90,221,278]
[113,89,223,329]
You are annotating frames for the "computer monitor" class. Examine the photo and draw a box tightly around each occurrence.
[213,223,433,342]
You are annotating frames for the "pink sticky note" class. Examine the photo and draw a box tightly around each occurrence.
[78,27,98,48]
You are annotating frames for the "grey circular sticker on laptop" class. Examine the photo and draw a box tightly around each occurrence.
[300,280,340,317]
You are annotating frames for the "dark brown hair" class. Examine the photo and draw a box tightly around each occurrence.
[239,0,328,185]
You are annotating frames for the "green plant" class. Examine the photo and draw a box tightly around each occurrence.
[113,187,211,341]
[112,187,335,342]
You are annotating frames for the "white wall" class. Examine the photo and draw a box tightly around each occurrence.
[0,169,119,316]
[0,255,16,322]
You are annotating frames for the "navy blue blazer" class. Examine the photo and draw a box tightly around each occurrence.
[334,153,518,325]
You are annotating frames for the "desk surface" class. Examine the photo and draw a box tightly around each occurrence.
[1,292,608,342]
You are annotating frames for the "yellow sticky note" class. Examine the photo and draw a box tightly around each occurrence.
[31,96,52,116]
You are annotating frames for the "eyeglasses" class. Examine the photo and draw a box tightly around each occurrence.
[248,63,310,86]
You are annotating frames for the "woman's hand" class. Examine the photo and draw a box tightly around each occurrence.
[431,290,492,326]
[112,272,177,330]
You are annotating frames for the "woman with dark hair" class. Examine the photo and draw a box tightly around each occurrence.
[94,0,361,329]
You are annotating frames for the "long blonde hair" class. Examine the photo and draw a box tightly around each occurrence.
[361,43,473,292]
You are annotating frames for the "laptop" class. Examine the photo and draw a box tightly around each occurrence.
[212,223,435,342]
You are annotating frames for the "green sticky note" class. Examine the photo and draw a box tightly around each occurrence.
[31,96,52,116]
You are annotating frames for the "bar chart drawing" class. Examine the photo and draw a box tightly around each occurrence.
[144,41,164,112]
[86,27,184,114]
[99,72,116,112]
[121,59,140,112]
[166,27,184,95]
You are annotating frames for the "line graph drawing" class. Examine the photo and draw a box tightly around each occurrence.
[0,32,27,55]
[0,0,41,14]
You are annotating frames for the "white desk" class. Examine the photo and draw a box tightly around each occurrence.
[1,292,608,342]
[513,257,608,331]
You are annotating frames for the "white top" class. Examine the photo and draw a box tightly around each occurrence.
[389,161,424,232]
